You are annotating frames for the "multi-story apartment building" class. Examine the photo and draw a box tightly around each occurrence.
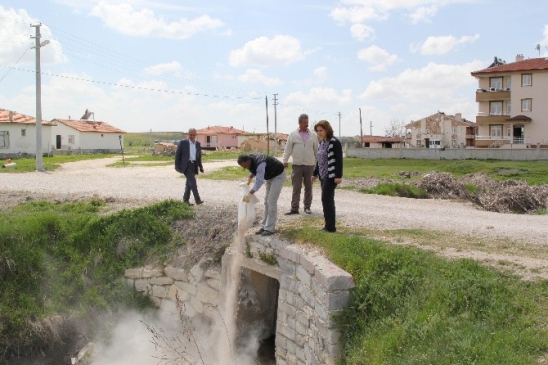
[405,112,476,149]
[471,55,548,148]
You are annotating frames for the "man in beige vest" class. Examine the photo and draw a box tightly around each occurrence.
[282,114,318,215]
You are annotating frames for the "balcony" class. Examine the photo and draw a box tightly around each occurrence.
[475,136,511,148]
[475,113,510,125]
[475,88,511,102]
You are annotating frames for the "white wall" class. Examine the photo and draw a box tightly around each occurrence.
[0,124,53,155]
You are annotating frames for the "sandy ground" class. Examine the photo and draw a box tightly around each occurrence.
[1,156,547,278]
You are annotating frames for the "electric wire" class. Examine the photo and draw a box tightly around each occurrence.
[0,46,30,83]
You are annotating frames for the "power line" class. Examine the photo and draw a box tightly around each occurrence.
[0,64,264,100]
[0,46,30,83]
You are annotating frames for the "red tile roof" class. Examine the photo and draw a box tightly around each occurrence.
[196,126,244,135]
[0,108,55,126]
[471,57,548,76]
[52,119,125,133]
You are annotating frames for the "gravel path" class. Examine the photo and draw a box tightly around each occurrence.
[1,156,547,245]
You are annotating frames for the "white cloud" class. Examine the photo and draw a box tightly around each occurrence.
[89,1,224,39]
[143,61,182,76]
[237,69,282,87]
[541,24,548,52]
[314,67,328,80]
[229,35,305,67]
[411,34,480,55]
[359,60,484,103]
[0,6,66,65]
[350,24,376,41]
[357,45,401,71]
[285,87,353,106]
[408,5,438,23]
[330,0,470,24]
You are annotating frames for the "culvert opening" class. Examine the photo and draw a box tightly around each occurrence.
[235,267,279,363]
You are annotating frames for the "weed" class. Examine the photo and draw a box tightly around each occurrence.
[258,251,278,266]
[360,183,428,199]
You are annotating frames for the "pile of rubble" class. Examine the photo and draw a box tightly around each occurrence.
[416,172,548,214]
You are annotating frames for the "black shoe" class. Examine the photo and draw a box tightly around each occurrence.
[285,211,299,215]
[255,228,265,235]
[304,208,312,215]
[183,201,194,206]
[261,230,275,236]
[320,228,336,233]
[196,200,204,205]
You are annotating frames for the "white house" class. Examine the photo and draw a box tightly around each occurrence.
[50,118,126,153]
[0,108,55,158]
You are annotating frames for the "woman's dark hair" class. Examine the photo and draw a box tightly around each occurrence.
[314,120,334,139]
[237,154,251,165]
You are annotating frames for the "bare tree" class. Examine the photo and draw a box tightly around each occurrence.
[384,119,407,137]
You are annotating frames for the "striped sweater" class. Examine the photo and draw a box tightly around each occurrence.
[314,137,343,180]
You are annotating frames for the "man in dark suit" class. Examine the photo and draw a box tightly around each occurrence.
[175,128,204,205]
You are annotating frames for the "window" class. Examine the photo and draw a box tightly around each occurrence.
[506,101,511,116]
[452,127,458,135]
[490,101,503,115]
[506,125,512,137]
[521,98,532,112]
[68,135,75,144]
[490,125,502,138]
[490,77,503,90]
[452,139,458,147]
[506,78,512,90]
[522,74,532,86]
[416,139,421,146]
[0,131,9,148]
[21,129,26,137]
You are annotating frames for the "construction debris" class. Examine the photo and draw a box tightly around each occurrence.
[417,172,471,200]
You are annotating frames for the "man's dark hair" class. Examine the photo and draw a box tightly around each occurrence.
[298,114,309,123]
[237,154,251,165]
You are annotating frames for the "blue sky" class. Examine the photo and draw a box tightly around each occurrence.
[1,0,547,136]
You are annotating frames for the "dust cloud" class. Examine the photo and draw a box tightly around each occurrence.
[88,183,262,365]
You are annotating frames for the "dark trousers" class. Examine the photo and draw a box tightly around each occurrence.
[290,165,314,211]
[183,162,201,202]
[321,178,337,231]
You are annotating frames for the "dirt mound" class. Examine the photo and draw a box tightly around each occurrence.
[172,205,238,267]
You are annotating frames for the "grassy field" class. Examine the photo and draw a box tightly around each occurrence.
[281,223,548,365]
[202,157,548,185]
[344,157,548,184]
[0,154,116,173]
[0,199,193,360]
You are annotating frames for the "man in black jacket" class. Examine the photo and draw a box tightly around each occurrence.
[175,128,204,205]
[238,152,286,236]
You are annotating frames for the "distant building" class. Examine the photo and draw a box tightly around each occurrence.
[195,126,244,149]
[361,135,405,148]
[0,108,55,157]
[471,55,548,148]
[405,112,476,148]
[50,118,126,153]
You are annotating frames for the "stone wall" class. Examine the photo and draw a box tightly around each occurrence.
[347,146,548,160]
[124,234,355,365]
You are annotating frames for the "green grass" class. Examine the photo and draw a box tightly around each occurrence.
[282,227,548,365]
[360,183,428,198]
[0,199,193,356]
[0,154,118,173]
[344,157,548,185]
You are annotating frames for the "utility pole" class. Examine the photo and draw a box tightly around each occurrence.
[338,112,342,138]
[359,108,363,148]
[370,121,373,136]
[265,95,270,155]
[273,93,278,156]
[31,23,48,171]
